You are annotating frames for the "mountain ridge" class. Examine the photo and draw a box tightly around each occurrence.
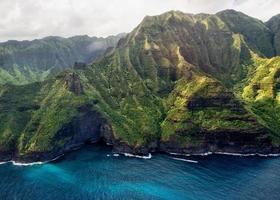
[0,10,280,163]
[0,33,125,85]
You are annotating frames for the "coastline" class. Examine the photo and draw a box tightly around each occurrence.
[168,151,280,157]
[1,150,280,167]
[0,154,64,166]
[123,153,152,159]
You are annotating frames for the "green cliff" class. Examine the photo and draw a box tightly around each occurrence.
[266,14,280,55]
[0,10,280,162]
[0,34,124,85]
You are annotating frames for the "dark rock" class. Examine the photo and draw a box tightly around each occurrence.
[159,127,280,155]
[0,151,13,162]
[74,62,87,69]
[63,72,84,95]
[17,104,40,112]
[12,109,114,163]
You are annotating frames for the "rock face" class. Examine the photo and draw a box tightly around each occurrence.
[0,10,280,162]
[74,62,87,69]
[13,106,113,163]
[266,14,280,55]
[217,9,275,58]
[63,72,85,95]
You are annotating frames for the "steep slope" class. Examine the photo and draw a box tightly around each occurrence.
[0,34,124,85]
[122,10,275,88]
[217,10,275,58]
[266,14,280,55]
[0,10,279,162]
[241,57,280,144]
[104,11,275,153]
[0,71,114,161]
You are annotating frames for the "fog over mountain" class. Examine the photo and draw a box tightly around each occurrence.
[0,0,279,41]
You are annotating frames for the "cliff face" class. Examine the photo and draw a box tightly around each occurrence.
[266,14,280,55]
[241,57,280,144]
[14,107,114,163]
[217,10,275,58]
[0,10,280,162]
[0,34,125,85]
[0,71,116,162]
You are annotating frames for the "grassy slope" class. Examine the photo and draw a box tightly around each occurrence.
[0,10,280,156]
[0,71,88,154]
[266,14,280,55]
[75,11,271,148]
[0,35,123,85]
[241,57,280,143]
[0,64,51,85]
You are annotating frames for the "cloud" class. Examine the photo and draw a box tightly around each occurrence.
[0,0,279,42]
[87,41,107,52]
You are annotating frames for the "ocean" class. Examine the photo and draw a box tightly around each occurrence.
[0,145,279,200]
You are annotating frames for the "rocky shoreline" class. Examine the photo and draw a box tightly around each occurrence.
[1,138,279,165]
[1,107,279,164]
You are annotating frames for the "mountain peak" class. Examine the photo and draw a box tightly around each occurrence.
[217,9,242,15]
[141,10,194,25]
[266,14,280,30]
[216,9,265,23]
[144,10,187,18]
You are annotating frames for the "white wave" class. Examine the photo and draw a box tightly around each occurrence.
[214,152,254,156]
[194,152,213,156]
[106,153,120,157]
[12,161,45,166]
[214,152,280,157]
[257,153,280,157]
[169,151,280,157]
[169,152,212,156]
[123,153,152,159]
[171,157,198,163]
[7,154,64,167]
[0,161,8,165]
[169,152,191,156]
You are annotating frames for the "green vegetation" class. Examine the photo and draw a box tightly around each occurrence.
[0,34,124,85]
[0,10,280,159]
[217,9,275,57]
[241,57,280,143]
[0,64,50,85]
[266,14,280,55]
[0,71,89,154]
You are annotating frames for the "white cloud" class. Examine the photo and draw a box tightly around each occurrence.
[0,0,279,42]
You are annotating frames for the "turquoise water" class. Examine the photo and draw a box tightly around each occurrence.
[0,145,279,200]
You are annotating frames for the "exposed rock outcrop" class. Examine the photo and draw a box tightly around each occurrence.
[11,106,115,163]
[63,72,84,95]
[1,10,280,163]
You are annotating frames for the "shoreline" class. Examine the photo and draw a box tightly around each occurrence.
[1,150,280,167]
[0,154,65,166]
[123,153,152,159]
[168,152,280,157]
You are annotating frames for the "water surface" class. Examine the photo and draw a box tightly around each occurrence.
[0,145,279,200]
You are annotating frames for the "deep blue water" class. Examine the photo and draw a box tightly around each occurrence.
[0,146,279,200]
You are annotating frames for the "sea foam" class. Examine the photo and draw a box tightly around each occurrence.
[169,152,213,156]
[169,151,280,157]
[123,153,152,159]
[12,161,45,166]
[171,157,198,163]
[0,154,64,167]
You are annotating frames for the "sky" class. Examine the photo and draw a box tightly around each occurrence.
[0,0,279,42]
